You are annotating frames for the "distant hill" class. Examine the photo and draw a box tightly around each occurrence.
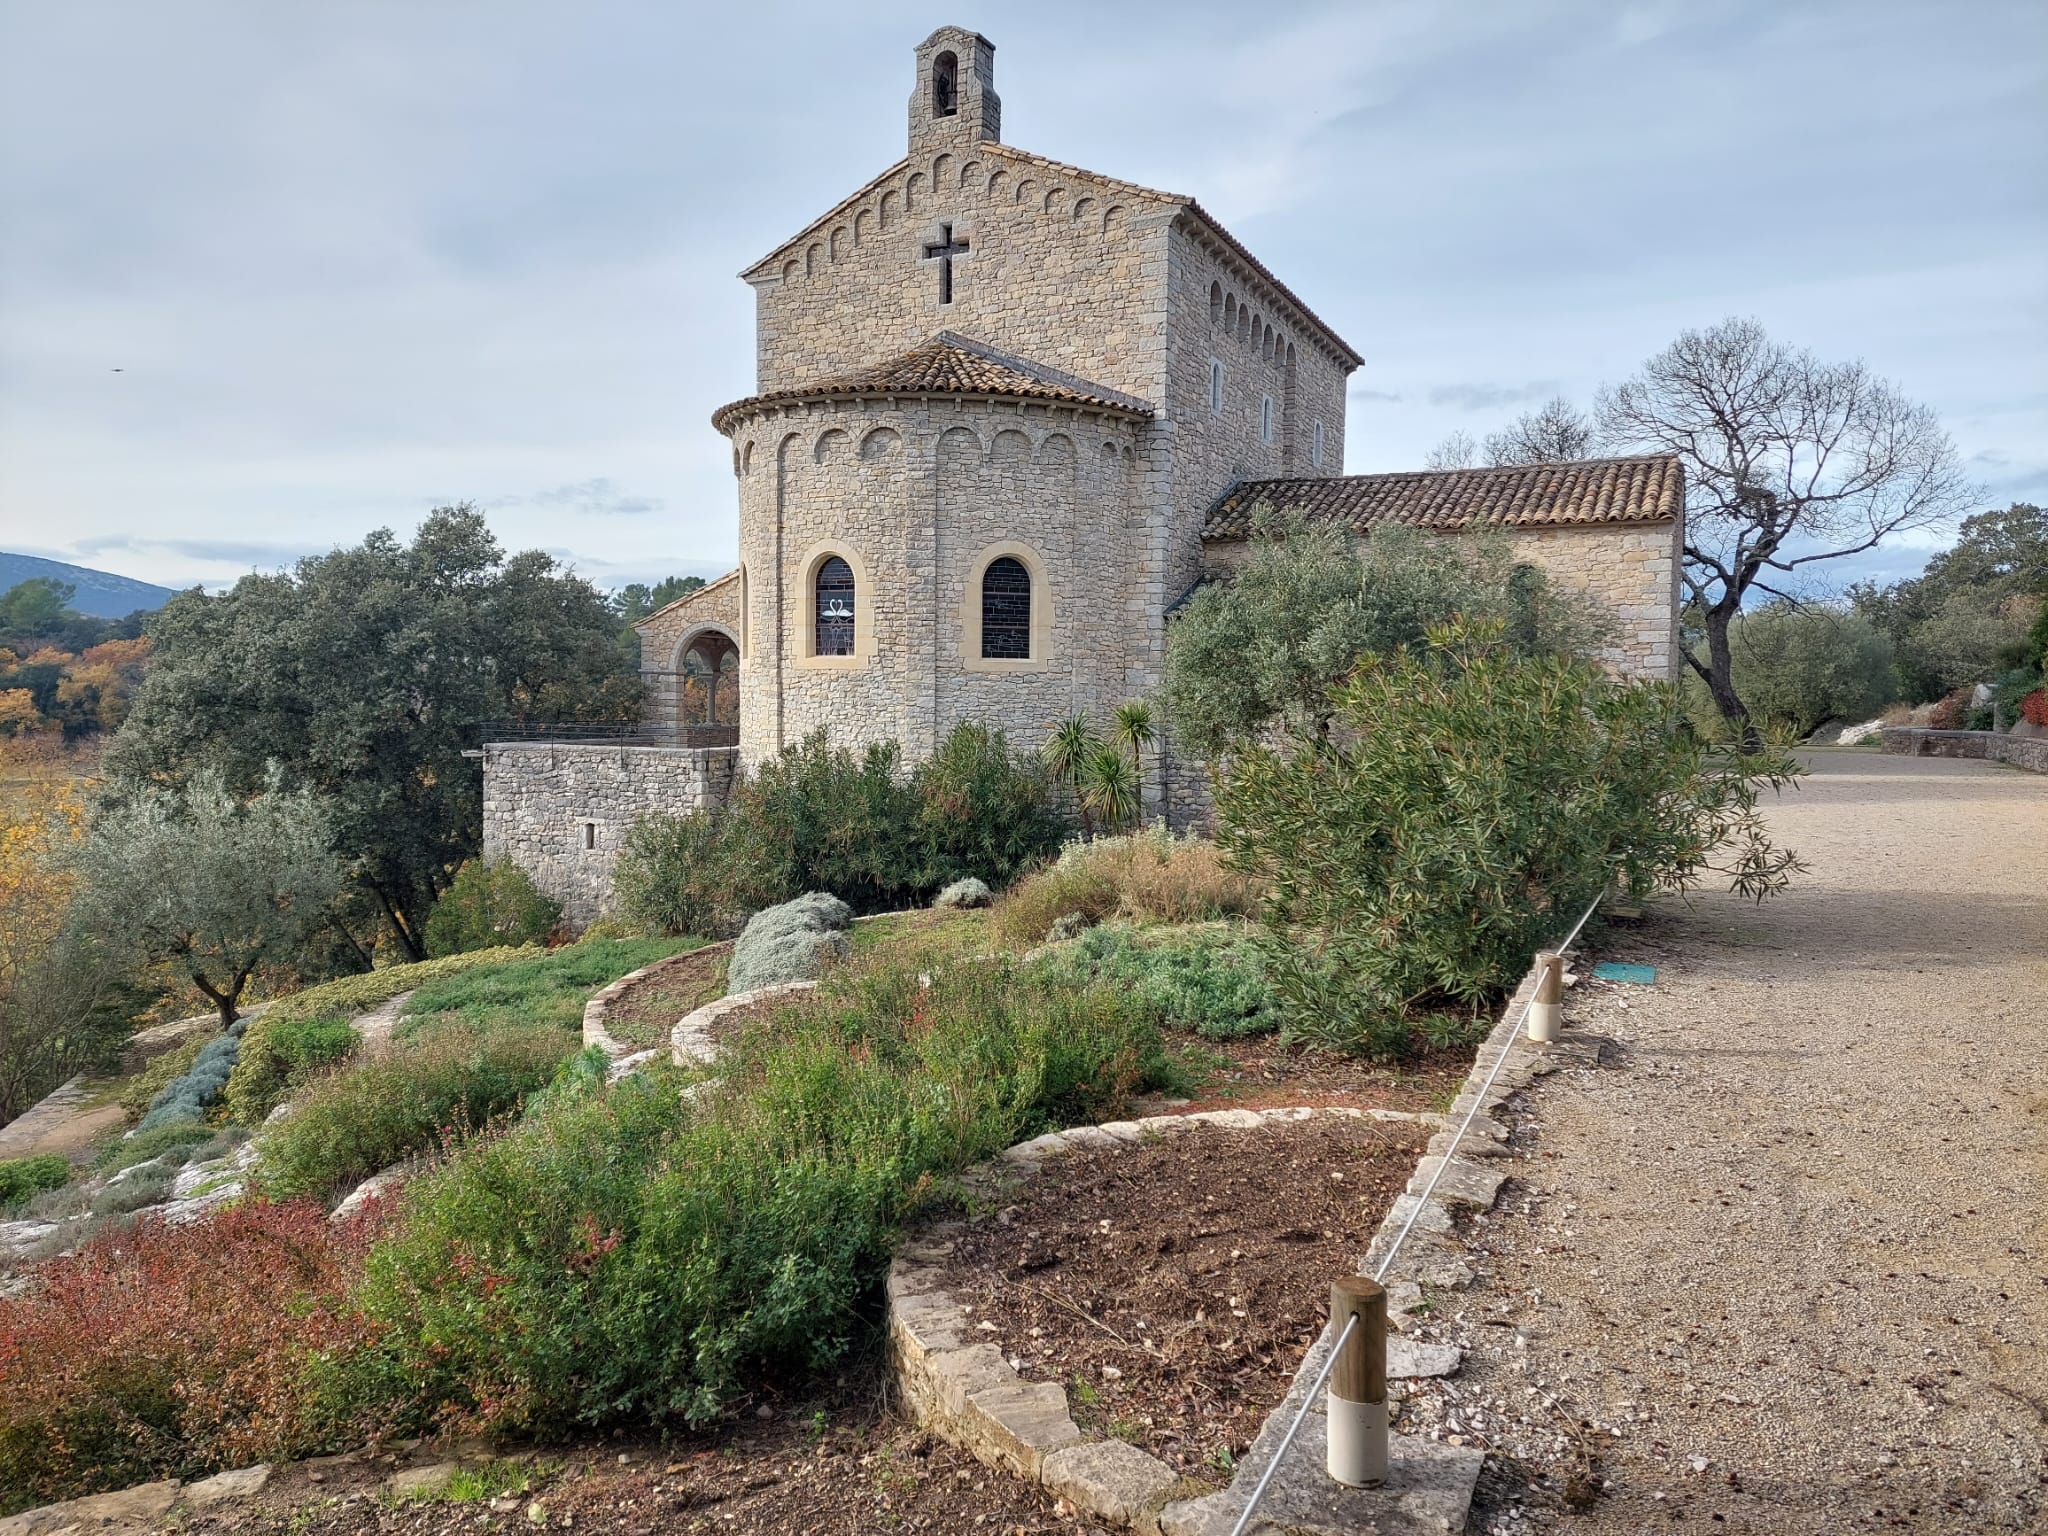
[0,552,180,618]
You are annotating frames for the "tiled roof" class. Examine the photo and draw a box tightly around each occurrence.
[710,333,1154,431]
[1202,455,1684,540]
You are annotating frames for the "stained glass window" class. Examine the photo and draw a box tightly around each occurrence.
[815,556,855,656]
[980,557,1031,660]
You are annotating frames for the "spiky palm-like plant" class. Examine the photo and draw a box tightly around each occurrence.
[1079,748,1141,835]
[1111,698,1156,822]
[1043,713,1104,835]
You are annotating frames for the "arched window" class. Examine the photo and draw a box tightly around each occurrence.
[980,556,1032,659]
[932,51,958,117]
[1261,394,1275,444]
[815,556,855,656]
[1209,281,1223,325]
[1209,358,1225,413]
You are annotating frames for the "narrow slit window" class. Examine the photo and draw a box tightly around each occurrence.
[815,556,855,656]
[1261,395,1274,444]
[582,822,596,850]
[980,557,1032,660]
[1312,420,1325,468]
[1209,359,1224,413]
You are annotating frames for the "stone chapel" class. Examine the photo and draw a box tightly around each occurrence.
[484,26,1684,923]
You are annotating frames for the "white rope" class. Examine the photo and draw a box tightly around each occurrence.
[1373,889,1602,1283]
[1230,891,1603,1535]
[1227,1312,1359,1536]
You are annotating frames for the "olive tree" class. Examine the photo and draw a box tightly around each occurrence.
[70,768,345,1029]
[1162,514,1608,756]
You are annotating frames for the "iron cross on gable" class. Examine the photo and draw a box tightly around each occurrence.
[923,223,969,304]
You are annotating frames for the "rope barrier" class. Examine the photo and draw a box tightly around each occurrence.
[1227,891,1604,1536]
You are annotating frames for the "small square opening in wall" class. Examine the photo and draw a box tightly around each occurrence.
[582,821,596,851]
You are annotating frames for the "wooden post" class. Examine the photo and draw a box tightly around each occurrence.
[1327,1276,1387,1487]
[1528,950,1563,1043]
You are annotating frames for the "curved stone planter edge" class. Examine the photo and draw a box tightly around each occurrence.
[884,1103,1450,1534]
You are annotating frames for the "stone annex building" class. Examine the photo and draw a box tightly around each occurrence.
[485,26,1684,923]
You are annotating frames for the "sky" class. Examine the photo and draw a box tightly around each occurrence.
[1,0,2043,596]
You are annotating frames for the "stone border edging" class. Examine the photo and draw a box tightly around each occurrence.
[581,942,734,1058]
[669,982,819,1067]
[884,952,1605,1536]
[1879,726,2048,773]
[1160,956,1603,1535]
[885,1104,1447,1535]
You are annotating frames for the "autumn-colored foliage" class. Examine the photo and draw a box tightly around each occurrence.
[2022,688,2048,728]
[0,1200,390,1511]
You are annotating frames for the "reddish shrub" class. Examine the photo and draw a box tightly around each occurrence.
[2022,688,2048,728]
[0,1200,388,1512]
[1926,688,1972,730]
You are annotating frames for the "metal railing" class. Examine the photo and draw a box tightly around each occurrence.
[1228,890,1604,1535]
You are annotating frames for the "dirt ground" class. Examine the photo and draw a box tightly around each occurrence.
[599,946,729,1050]
[931,1115,1428,1485]
[1446,752,2048,1535]
[178,1381,1092,1535]
[1156,1035,1468,1116]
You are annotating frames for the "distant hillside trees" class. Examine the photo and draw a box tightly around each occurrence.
[0,579,152,741]
[1849,503,2047,701]
[107,506,637,962]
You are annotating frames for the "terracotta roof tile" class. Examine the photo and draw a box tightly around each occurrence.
[711,332,1153,432]
[1202,455,1683,540]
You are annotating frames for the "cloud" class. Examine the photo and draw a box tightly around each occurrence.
[1427,381,1562,412]
[496,478,665,516]
[1350,386,1404,403]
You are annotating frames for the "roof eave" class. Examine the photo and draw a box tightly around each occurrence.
[712,388,1154,436]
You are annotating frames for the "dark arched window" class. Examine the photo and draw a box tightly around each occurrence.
[815,556,855,656]
[980,557,1031,659]
[932,51,958,118]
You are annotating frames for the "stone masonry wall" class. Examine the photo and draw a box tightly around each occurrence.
[482,743,739,927]
[726,397,1144,769]
[1505,521,1681,679]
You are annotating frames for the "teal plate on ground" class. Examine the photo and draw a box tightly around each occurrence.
[1591,962,1657,984]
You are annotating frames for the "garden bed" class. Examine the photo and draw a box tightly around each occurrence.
[172,1387,1087,1536]
[926,1114,1430,1484]
[594,943,731,1050]
[1162,1036,1468,1116]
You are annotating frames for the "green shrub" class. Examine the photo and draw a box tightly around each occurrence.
[265,1014,359,1077]
[92,1120,220,1175]
[0,1154,70,1210]
[396,938,691,1039]
[337,955,1171,1437]
[252,1018,582,1205]
[224,946,538,1126]
[1218,618,1802,1057]
[1042,924,1279,1039]
[424,860,563,957]
[615,725,1069,937]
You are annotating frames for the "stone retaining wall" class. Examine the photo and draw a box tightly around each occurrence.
[481,742,740,927]
[1879,727,2048,774]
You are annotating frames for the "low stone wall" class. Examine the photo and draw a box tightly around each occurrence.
[1879,727,2048,774]
[481,743,740,926]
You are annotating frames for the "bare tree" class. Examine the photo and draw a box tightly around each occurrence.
[1597,317,1973,741]
[1484,396,1595,465]
[1425,430,1478,471]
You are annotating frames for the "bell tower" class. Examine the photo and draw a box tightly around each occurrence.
[908,26,1000,161]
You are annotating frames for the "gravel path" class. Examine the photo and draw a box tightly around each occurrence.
[1451,751,2047,1535]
